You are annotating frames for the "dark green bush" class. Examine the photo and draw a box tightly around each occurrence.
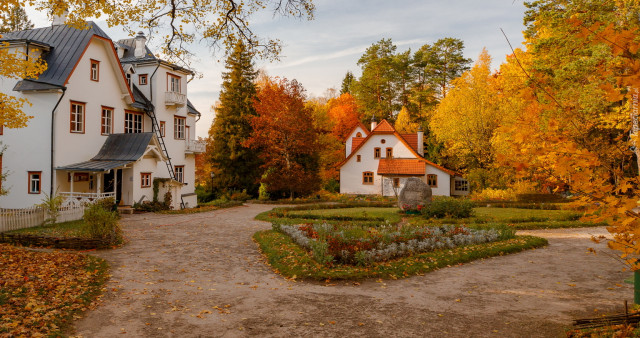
[421,197,474,219]
[84,202,122,243]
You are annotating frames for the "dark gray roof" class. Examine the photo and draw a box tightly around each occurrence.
[131,84,154,111]
[117,37,157,63]
[56,133,156,172]
[1,22,111,87]
[92,133,155,161]
[13,79,64,91]
[57,160,134,172]
[187,99,201,116]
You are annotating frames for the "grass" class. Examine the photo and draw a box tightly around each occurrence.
[253,230,548,280]
[284,207,403,223]
[8,219,91,238]
[257,204,603,230]
[0,244,109,336]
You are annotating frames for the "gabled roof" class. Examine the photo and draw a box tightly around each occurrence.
[116,37,158,63]
[187,99,201,116]
[372,120,395,132]
[57,133,163,172]
[338,119,458,176]
[351,137,365,152]
[400,134,418,152]
[1,22,110,87]
[377,159,426,175]
[343,122,370,141]
[131,84,154,111]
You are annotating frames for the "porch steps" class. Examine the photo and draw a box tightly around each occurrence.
[117,206,135,215]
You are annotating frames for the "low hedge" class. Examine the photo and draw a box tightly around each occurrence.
[253,230,548,280]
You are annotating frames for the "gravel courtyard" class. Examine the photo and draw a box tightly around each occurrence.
[74,204,632,337]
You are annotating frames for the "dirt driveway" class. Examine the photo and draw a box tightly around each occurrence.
[75,204,632,337]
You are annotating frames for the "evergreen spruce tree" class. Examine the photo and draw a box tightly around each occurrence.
[0,5,34,33]
[208,42,261,195]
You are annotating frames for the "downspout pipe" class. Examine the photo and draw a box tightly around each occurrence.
[50,87,67,197]
[149,60,161,103]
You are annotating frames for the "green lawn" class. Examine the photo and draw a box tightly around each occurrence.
[284,207,403,223]
[257,205,602,230]
[473,207,580,222]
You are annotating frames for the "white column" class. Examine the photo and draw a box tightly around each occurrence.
[97,173,102,196]
[70,172,74,198]
[114,169,118,203]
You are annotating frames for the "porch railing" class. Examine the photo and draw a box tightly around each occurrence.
[59,192,116,206]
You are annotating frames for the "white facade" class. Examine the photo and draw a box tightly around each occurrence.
[339,120,469,197]
[0,24,202,209]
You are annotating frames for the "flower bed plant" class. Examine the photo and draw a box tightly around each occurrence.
[253,230,547,280]
[273,222,505,265]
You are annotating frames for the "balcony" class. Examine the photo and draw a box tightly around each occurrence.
[165,91,187,107]
[186,139,206,154]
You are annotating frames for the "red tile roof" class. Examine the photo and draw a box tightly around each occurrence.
[351,137,365,152]
[400,134,418,152]
[372,120,395,132]
[377,159,426,175]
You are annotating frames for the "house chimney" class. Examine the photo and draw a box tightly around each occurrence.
[52,10,68,25]
[370,115,377,131]
[417,125,424,157]
[134,31,147,59]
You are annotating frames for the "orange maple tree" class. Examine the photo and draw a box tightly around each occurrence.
[326,93,361,140]
[244,77,320,198]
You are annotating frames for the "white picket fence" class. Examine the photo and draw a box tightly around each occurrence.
[0,204,86,233]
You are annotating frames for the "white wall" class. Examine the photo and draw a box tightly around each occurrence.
[339,133,453,197]
[345,125,368,157]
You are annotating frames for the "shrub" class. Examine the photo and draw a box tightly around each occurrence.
[39,193,64,225]
[84,202,122,243]
[471,188,516,202]
[94,197,117,212]
[230,189,251,201]
[421,197,474,219]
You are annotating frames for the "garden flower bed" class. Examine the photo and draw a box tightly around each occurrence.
[273,222,504,265]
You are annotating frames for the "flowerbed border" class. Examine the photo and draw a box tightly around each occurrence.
[253,230,548,280]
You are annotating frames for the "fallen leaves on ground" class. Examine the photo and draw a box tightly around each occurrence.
[0,244,108,336]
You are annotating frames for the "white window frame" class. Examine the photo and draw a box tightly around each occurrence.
[101,107,113,135]
[125,111,144,133]
[28,171,41,194]
[174,116,185,139]
[174,165,184,183]
[70,101,85,133]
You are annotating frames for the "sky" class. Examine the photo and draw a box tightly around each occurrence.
[26,0,529,138]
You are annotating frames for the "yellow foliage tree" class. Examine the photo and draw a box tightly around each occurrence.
[394,106,418,133]
[430,48,504,170]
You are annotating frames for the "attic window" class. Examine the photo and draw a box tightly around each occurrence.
[356,132,362,137]
[90,59,99,81]
[381,139,386,144]
[139,74,148,85]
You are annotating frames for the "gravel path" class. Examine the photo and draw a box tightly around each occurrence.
[74,204,632,337]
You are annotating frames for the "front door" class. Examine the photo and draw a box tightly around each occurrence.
[103,169,123,204]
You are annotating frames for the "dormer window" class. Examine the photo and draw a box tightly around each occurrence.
[90,59,100,81]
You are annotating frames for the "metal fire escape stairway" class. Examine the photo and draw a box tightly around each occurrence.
[147,110,186,209]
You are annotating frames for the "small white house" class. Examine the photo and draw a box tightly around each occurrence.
[0,20,204,209]
[338,119,469,197]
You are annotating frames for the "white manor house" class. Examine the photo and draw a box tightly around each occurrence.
[0,18,205,210]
